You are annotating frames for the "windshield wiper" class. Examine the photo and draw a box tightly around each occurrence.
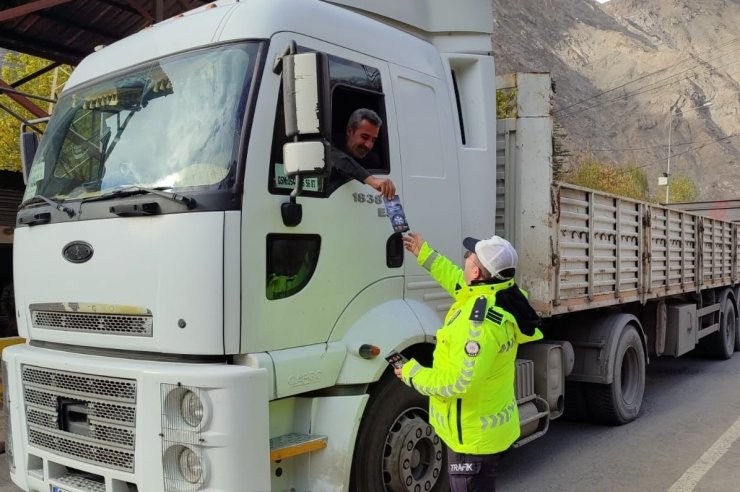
[83,186,196,209]
[19,195,76,217]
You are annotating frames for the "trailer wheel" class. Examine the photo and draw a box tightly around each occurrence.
[587,324,645,425]
[734,287,740,352]
[350,373,447,492]
[704,300,736,360]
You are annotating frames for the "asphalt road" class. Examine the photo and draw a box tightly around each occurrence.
[0,352,739,491]
[499,352,740,491]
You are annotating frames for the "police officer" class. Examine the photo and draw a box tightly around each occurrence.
[397,232,542,491]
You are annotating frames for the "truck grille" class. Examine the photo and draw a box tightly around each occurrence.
[54,474,106,492]
[22,365,137,472]
[30,303,153,336]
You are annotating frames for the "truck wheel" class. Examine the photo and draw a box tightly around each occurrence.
[736,310,740,352]
[735,288,740,352]
[587,324,645,425]
[350,373,447,492]
[704,300,736,360]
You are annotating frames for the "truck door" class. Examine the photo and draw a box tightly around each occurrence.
[241,33,402,353]
[389,65,462,277]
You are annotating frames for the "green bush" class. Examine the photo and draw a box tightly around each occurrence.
[664,175,697,203]
[562,152,650,201]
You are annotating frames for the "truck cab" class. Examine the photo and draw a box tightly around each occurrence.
[5,0,512,490]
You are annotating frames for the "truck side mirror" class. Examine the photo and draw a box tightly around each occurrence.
[280,141,331,227]
[278,50,332,227]
[20,131,39,185]
[282,52,331,139]
[283,141,330,178]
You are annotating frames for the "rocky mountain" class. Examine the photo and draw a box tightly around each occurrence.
[492,0,740,201]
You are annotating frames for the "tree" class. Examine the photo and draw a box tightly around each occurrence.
[0,52,71,172]
[561,151,700,204]
[562,152,650,201]
[664,175,697,203]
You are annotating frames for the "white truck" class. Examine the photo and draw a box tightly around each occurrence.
[5,0,739,491]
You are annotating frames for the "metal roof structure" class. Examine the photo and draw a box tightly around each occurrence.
[0,0,213,130]
[0,0,210,66]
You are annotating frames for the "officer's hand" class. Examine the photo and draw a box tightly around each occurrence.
[403,232,424,257]
[394,366,404,380]
[364,176,396,200]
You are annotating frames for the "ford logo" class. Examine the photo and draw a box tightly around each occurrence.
[62,241,94,263]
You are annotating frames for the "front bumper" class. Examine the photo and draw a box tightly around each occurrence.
[3,344,270,492]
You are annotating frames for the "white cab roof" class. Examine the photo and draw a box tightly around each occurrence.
[65,0,473,90]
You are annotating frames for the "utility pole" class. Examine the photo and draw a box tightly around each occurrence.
[664,102,712,203]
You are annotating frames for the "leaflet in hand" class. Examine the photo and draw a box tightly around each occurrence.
[385,351,408,369]
[383,195,410,233]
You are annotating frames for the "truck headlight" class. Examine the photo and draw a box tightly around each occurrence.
[162,385,207,429]
[164,444,205,488]
[180,390,204,428]
[161,384,208,490]
[178,446,203,483]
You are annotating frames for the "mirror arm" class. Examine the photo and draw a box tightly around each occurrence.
[282,133,304,227]
[289,174,303,202]
[282,180,303,227]
[272,40,298,75]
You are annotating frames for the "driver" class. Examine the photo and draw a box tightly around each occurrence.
[330,108,396,199]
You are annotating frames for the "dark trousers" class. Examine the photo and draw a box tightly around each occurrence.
[447,448,503,492]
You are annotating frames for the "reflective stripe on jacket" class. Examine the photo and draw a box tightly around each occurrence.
[401,242,543,454]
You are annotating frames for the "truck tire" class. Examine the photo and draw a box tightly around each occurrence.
[350,372,447,492]
[736,311,740,352]
[735,287,740,352]
[587,324,645,425]
[704,300,736,360]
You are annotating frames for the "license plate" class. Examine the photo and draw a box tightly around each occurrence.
[51,486,71,492]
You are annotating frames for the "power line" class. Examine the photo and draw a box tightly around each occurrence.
[663,133,738,161]
[554,35,740,116]
[556,51,740,119]
[620,133,740,171]
[571,134,739,172]
[588,139,723,152]
[582,102,733,153]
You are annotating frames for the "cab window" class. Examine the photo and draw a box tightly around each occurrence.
[269,52,389,197]
[266,234,321,300]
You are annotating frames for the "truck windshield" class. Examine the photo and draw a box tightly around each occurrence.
[22,42,261,203]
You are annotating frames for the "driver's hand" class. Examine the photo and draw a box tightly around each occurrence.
[365,176,396,200]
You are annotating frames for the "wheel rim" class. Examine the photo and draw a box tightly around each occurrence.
[382,407,444,492]
[621,345,640,406]
[725,305,736,350]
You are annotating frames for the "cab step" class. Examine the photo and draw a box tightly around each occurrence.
[269,433,328,461]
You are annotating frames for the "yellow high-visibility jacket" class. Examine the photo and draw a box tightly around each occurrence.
[401,242,542,454]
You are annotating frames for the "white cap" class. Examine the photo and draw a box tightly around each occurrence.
[463,235,518,280]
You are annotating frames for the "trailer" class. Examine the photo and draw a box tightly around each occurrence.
[670,199,740,223]
[498,73,738,424]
